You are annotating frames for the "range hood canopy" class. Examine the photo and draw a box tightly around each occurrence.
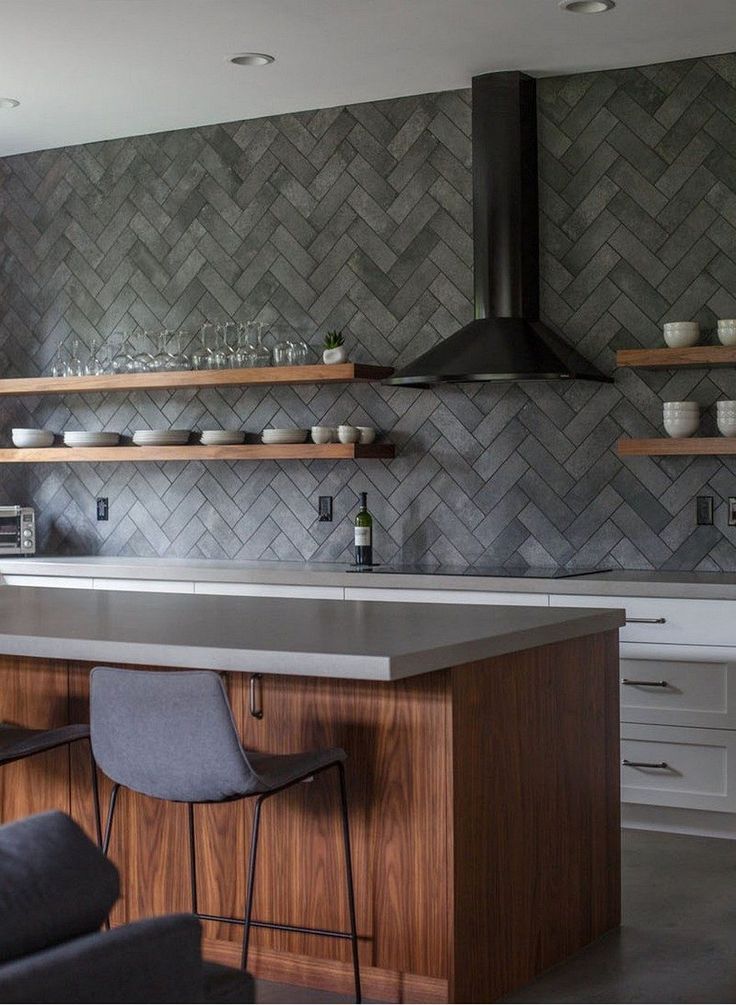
[386,71,610,388]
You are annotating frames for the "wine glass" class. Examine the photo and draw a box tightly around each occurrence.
[84,339,104,376]
[51,344,70,378]
[245,322,272,367]
[66,338,84,377]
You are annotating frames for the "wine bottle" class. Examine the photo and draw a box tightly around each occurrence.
[354,491,373,567]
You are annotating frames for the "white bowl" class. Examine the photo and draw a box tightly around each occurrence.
[311,426,333,444]
[337,425,360,444]
[718,415,736,437]
[664,415,699,438]
[663,400,699,410]
[63,431,121,447]
[356,426,376,444]
[12,428,54,448]
[200,430,245,445]
[717,320,736,346]
[716,400,736,410]
[663,321,699,348]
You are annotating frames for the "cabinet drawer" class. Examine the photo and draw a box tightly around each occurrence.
[552,594,736,646]
[2,575,94,590]
[94,578,194,594]
[620,658,736,728]
[194,582,344,600]
[621,724,736,812]
[344,587,548,606]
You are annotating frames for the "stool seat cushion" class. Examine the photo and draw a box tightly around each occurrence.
[0,723,90,766]
[247,747,346,792]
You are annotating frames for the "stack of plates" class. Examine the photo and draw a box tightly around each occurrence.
[200,430,246,446]
[63,431,120,447]
[132,429,191,446]
[12,428,54,448]
[261,428,309,444]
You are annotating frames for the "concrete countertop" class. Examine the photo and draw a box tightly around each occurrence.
[0,585,624,681]
[4,556,736,600]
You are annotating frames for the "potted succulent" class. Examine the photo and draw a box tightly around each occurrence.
[322,330,347,365]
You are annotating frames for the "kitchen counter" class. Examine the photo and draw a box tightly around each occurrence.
[3,555,736,599]
[0,584,623,680]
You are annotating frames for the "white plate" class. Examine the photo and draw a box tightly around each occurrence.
[200,431,246,445]
[261,428,309,444]
[63,432,120,447]
[132,430,190,446]
[12,431,54,448]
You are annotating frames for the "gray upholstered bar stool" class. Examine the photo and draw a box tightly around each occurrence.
[0,723,102,845]
[89,667,361,1003]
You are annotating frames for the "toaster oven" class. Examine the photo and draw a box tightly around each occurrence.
[0,506,36,555]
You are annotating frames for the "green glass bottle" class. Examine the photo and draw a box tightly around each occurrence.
[354,491,373,566]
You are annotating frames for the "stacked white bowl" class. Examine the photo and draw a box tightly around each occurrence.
[663,401,700,438]
[663,321,699,348]
[12,428,54,448]
[199,430,245,445]
[132,429,191,446]
[717,320,736,346]
[717,401,736,437]
[261,428,309,444]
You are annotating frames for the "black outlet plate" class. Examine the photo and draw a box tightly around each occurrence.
[696,496,714,526]
[96,497,109,521]
[318,496,333,522]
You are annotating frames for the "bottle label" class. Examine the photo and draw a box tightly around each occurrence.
[355,527,371,546]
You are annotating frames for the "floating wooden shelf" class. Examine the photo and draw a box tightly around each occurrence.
[0,443,395,464]
[0,363,394,397]
[617,347,736,369]
[617,437,736,457]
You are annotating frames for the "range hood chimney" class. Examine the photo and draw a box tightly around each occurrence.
[385,71,611,387]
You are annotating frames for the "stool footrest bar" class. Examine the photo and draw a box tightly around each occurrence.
[196,911,354,940]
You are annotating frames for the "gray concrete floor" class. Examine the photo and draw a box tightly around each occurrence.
[253,828,736,1003]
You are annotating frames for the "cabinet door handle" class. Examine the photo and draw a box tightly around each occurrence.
[622,759,669,769]
[626,617,666,624]
[621,678,669,688]
[249,673,263,719]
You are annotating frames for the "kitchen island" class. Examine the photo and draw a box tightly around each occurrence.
[0,586,624,1003]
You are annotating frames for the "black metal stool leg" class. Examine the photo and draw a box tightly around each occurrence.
[188,802,198,915]
[89,747,102,848]
[337,763,362,1004]
[102,782,120,857]
[241,794,265,971]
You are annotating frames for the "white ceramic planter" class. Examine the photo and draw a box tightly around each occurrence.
[323,346,348,365]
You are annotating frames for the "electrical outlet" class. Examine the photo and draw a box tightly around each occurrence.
[96,497,109,521]
[318,496,333,522]
[696,496,714,526]
[729,498,736,527]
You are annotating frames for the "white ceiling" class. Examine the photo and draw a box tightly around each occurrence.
[1,0,736,157]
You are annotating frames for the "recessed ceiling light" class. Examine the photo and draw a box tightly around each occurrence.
[559,0,615,11]
[0,98,20,110]
[228,53,275,67]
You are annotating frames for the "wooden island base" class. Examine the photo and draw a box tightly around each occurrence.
[0,631,620,1003]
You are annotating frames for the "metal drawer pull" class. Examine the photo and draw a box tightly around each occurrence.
[621,678,669,688]
[622,759,669,769]
[626,617,666,624]
[249,673,263,719]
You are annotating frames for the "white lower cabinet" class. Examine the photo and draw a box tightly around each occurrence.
[194,582,344,600]
[94,578,195,594]
[621,723,736,813]
[344,587,548,605]
[620,658,736,729]
[1,575,95,589]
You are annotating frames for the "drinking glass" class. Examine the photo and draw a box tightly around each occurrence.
[245,322,272,367]
[192,322,214,369]
[110,333,131,373]
[66,338,85,377]
[51,344,70,378]
[170,330,190,370]
[289,338,311,365]
[273,337,296,366]
[84,339,105,376]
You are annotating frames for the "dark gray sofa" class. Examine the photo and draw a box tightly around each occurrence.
[0,811,254,1003]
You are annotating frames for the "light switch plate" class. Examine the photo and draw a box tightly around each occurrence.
[729,497,736,527]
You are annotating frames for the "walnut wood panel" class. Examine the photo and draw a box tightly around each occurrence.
[617,437,736,456]
[449,631,621,1002]
[0,363,394,397]
[617,346,736,368]
[0,442,395,463]
[0,656,71,822]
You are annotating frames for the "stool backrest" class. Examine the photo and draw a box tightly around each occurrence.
[90,667,261,802]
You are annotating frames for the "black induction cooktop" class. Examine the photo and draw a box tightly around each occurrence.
[347,565,609,579]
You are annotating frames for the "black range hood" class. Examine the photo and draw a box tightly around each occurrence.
[386,71,611,388]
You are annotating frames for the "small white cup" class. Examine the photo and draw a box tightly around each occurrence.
[717,320,736,346]
[311,426,333,444]
[664,415,699,438]
[356,426,376,444]
[337,425,360,444]
[663,321,699,348]
[718,414,736,437]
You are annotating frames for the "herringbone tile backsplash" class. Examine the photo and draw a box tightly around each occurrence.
[2,54,736,569]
